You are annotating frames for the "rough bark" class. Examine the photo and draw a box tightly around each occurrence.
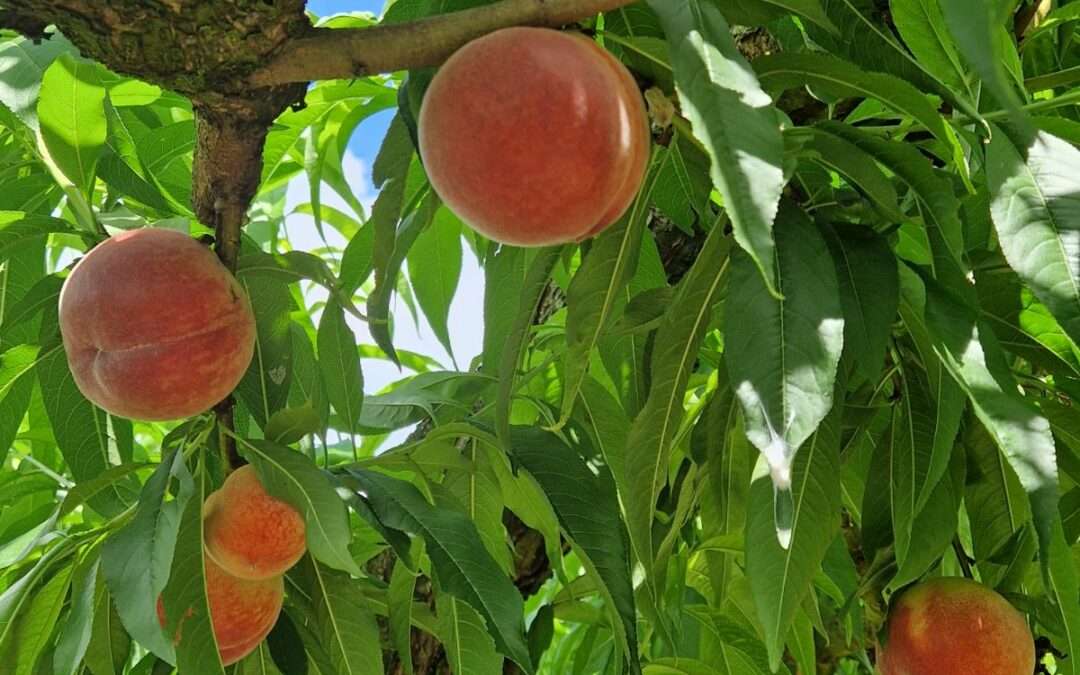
[7,0,309,98]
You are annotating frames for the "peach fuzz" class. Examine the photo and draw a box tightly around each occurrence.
[880,577,1035,675]
[157,555,284,666]
[58,228,255,421]
[418,27,650,247]
[204,465,307,581]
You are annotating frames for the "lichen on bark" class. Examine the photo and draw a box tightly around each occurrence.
[9,0,310,96]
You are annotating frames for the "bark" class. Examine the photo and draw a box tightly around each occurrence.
[191,89,304,467]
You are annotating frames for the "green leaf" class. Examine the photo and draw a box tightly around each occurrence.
[791,129,904,224]
[38,342,132,517]
[264,405,323,445]
[0,274,62,345]
[988,128,1080,350]
[749,0,837,31]
[558,174,653,427]
[938,0,1024,116]
[436,596,504,675]
[683,605,778,675]
[888,430,964,589]
[575,376,632,502]
[651,0,784,295]
[84,587,130,675]
[726,204,844,544]
[38,54,107,196]
[368,190,438,366]
[53,554,100,675]
[0,213,81,263]
[823,226,899,382]
[60,462,151,518]
[745,394,842,670]
[887,371,963,568]
[964,421,1031,566]
[696,372,752,607]
[101,450,190,662]
[976,262,1080,380]
[235,644,284,675]
[1044,518,1080,666]
[0,544,69,656]
[367,114,424,366]
[237,250,362,320]
[481,246,527,376]
[161,460,226,675]
[786,609,815,675]
[0,557,72,675]
[407,208,462,361]
[645,658,729,675]
[622,222,729,595]
[357,371,489,433]
[889,0,973,98]
[0,344,41,403]
[238,438,362,576]
[440,441,512,573]
[317,298,363,437]
[388,558,416,675]
[922,272,1059,568]
[496,246,560,446]
[235,275,293,429]
[820,122,966,271]
[510,427,640,674]
[345,469,533,673]
[339,221,376,297]
[755,53,967,179]
[0,36,75,130]
[291,557,384,675]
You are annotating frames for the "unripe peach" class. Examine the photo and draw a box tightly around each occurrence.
[204,465,307,580]
[157,555,283,666]
[58,228,255,421]
[419,27,650,247]
[880,577,1035,675]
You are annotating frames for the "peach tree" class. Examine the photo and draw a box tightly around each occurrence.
[0,0,1079,673]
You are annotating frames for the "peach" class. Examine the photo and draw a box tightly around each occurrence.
[203,465,307,580]
[158,555,283,666]
[418,27,650,247]
[58,228,255,421]
[880,577,1035,675]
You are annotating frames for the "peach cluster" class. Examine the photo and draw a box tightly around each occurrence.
[419,27,650,247]
[158,466,307,665]
[58,227,255,422]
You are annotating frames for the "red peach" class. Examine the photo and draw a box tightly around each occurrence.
[58,228,255,421]
[419,27,650,247]
[157,555,283,666]
[880,577,1035,675]
[204,465,307,581]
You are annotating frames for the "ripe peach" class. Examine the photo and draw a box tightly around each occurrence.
[157,555,283,666]
[419,27,650,247]
[58,228,255,421]
[203,465,307,580]
[880,577,1035,675]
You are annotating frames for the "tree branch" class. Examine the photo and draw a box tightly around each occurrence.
[0,9,48,40]
[248,0,636,88]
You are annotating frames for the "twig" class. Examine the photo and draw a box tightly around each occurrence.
[248,0,636,87]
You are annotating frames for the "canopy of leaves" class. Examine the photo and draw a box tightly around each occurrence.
[1,0,1080,673]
